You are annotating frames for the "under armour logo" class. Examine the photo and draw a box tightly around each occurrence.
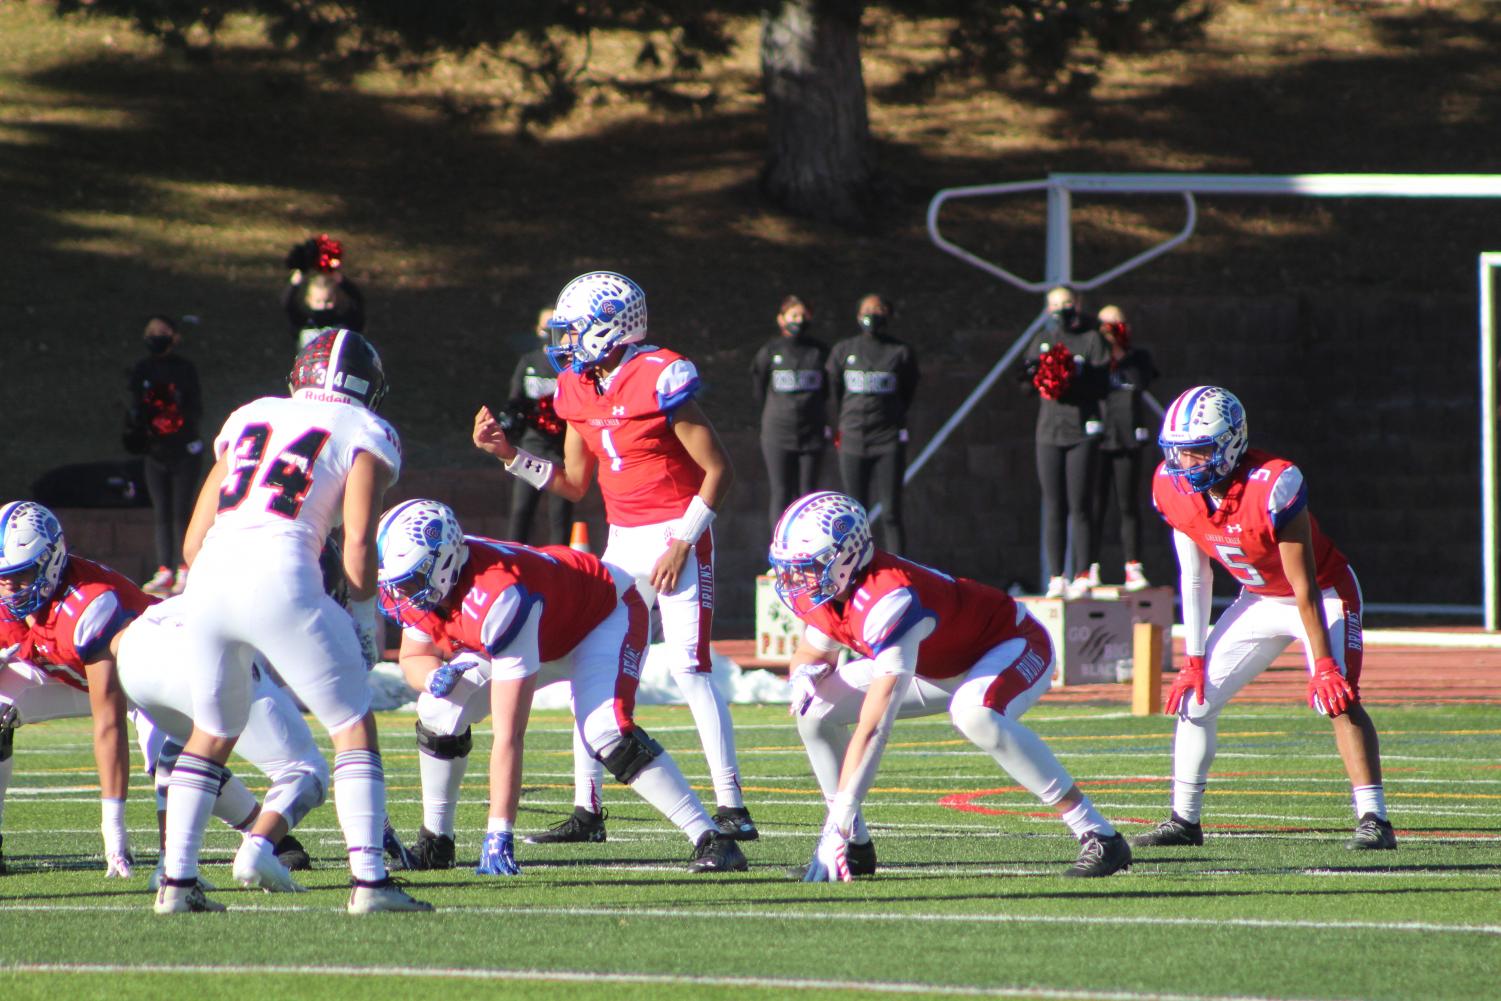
[1228,524,1243,533]
[612,406,626,416]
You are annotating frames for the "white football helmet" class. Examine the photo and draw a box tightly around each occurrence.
[1159,386,1249,493]
[769,491,874,616]
[545,271,648,373]
[375,499,469,618]
[0,501,69,617]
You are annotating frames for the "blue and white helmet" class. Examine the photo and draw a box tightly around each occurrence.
[1159,386,1249,493]
[0,501,69,617]
[545,271,648,374]
[769,491,875,616]
[376,499,469,619]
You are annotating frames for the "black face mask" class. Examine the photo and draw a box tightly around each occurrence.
[145,334,174,355]
[1050,307,1077,327]
[859,314,886,335]
[783,320,805,337]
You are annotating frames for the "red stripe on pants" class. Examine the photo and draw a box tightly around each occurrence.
[980,615,1054,715]
[613,587,650,735]
[1332,565,1364,697]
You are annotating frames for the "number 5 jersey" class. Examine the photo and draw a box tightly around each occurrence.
[1151,447,1348,597]
[207,391,403,558]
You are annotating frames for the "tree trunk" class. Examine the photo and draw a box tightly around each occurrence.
[760,0,873,225]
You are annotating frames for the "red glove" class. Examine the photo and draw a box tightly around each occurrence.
[1308,656,1353,717]
[1164,654,1206,716]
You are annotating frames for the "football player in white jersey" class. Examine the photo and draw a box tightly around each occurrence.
[156,329,430,914]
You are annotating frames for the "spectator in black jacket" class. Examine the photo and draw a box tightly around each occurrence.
[282,234,366,349]
[751,296,830,534]
[1019,286,1112,600]
[504,307,573,545]
[123,315,203,595]
[1089,305,1159,591]
[828,294,919,554]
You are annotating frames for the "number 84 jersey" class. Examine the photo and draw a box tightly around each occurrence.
[207,393,403,555]
[1151,447,1348,598]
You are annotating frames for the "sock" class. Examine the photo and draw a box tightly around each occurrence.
[627,755,714,844]
[1171,780,1206,824]
[417,750,468,838]
[1353,784,1387,820]
[100,797,128,858]
[571,727,605,812]
[1171,714,1215,824]
[486,817,514,834]
[334,750,387,883]
[1060,797,1115,838]
[163,752,228,882]
[674,671,743,809]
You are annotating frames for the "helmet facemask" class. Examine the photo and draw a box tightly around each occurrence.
[545,271,647,375]
[375,500,467,620]
[1159,386,1249,494]
[769,492,874,617]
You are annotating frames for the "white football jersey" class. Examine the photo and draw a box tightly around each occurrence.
[205,393,402,559]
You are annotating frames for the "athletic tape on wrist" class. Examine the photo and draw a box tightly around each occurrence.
[504,447,555,490]
[669,495,715,544]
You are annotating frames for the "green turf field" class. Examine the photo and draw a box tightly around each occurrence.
[0,701,1497,1001]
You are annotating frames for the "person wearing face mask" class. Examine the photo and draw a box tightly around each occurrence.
[751,296,830,535]
[1018,286,1112,599]
[282,234,366,350]
[503,307,574,545]
[1088,305,1159,591]
[826,294,920,554]
[123,315,204,596]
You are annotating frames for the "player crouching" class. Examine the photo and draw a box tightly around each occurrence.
[376,499,748,875]
[771,492,1131,880]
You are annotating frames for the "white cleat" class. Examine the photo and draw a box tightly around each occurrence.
[233,836,306,893]
[347,877,434,914]
[154,881,226,914]
[150,860,215,892]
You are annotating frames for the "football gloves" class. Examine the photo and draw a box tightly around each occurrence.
[1308,656,1354,717]
[475,830,521,876]
[1165,654,1206,716]
[801,822,852,883]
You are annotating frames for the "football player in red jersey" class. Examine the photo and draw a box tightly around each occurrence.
[473,271,755,845]
[770,491,1132,880]
[1134,386,1394,852]
[0,501,147,877]
[376,499,748,874]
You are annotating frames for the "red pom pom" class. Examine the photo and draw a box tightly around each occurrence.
[531,395,565,437]
[313,233,343,272]
[1032,342,1076,401]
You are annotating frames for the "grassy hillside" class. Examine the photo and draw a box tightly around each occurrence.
[3,0,1499,519]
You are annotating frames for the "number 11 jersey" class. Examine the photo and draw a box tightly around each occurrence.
[206,391,403,559]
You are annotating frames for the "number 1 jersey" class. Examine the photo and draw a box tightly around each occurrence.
[207,392,403,559]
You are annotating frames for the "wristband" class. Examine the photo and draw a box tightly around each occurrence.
[504,447,555,491]
[669,495,716,544]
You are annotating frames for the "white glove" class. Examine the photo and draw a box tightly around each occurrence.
[788,661,833,717]
[348,597,381,671]
[801,821,851,883]
[105,852,135,879]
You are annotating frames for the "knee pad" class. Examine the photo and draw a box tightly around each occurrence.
[600,728,664,785]
[416,721,473,760]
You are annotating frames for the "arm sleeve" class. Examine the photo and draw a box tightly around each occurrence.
[1173,529,1214,657]
[656,358,701,413]
[479,586,544,681]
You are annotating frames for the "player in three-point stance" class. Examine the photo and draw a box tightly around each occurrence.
[1133,386,1394,852]
[0,501,149,877]
[157,328,431,913]
[770,491,1133,880]
[474,271,755,847]
[376,499,748,874]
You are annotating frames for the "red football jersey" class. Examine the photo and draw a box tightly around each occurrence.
[553,346,705,526]
[799,552,1027,679]
[394,539,618,662]
[0,558,156,690]
[1152,447,1350,597]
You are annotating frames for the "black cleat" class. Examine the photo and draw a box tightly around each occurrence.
[410,826,456,870]
[524,808,607,845]
[1347,813,1397,850]
[1130,814,1204,848]
[1065,831,1133,877]
[688,831,748,873]
[787,838,877,880]
[274,834,312,872]
[383,820,421,870]
[711,806,759,841]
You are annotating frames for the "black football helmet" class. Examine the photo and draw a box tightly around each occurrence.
[288,328,388,411]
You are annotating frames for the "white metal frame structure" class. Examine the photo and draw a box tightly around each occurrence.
[919,173,1501,619]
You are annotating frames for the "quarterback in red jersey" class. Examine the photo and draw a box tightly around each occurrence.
[770,491,1131,880]
[473,271,754,845]
[1134,386,1394,852]
[0,501,148,876]
[376,499,747,874]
